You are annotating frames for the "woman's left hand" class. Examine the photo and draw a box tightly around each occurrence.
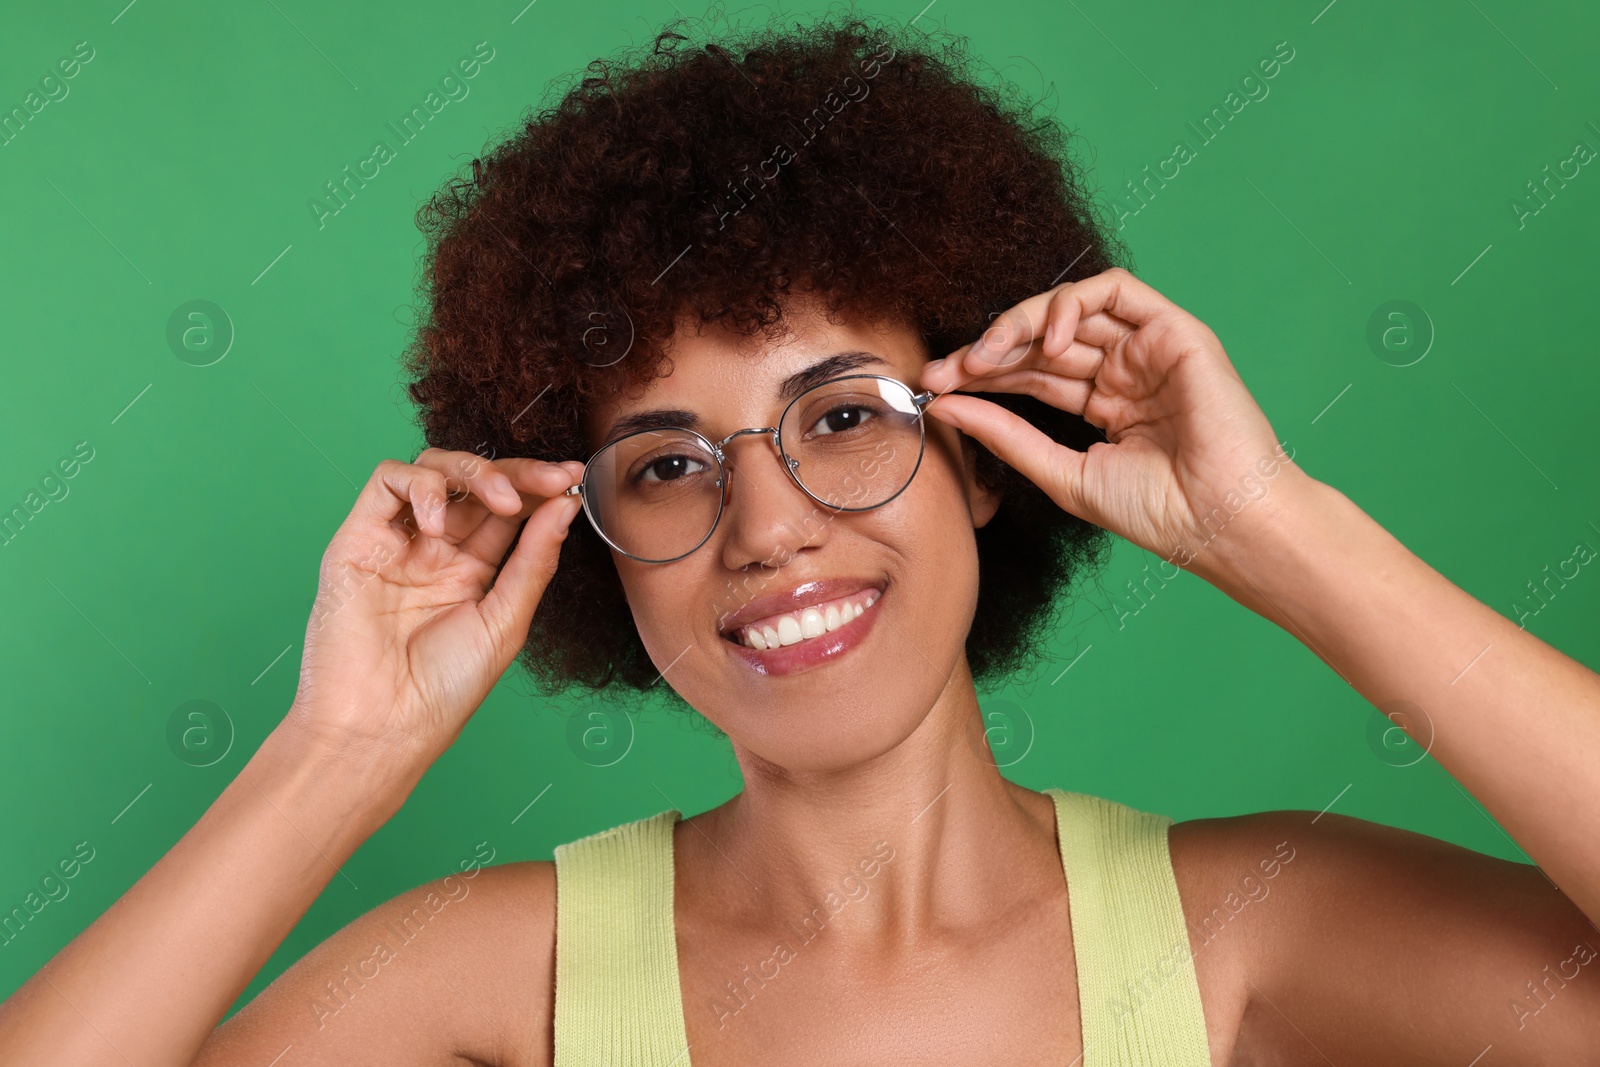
[920,266,1312,580]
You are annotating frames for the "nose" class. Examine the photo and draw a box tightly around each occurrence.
[715,431,832,571]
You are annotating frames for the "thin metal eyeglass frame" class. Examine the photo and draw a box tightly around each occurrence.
[563,373,937,564]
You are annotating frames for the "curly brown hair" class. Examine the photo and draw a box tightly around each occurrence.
[400,10,1127,712]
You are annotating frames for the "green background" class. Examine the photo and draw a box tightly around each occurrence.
[2,0,1596,1014]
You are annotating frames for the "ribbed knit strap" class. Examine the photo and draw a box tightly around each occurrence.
[1048,788,1212,1066]
[553,809,693,1067]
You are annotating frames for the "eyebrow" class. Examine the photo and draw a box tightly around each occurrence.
[599,350,891,446]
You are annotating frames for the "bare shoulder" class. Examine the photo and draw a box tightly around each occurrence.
[195,858,557,1067]
[1169,808,1600,1064]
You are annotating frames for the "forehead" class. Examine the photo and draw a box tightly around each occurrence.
[582,298,926,448]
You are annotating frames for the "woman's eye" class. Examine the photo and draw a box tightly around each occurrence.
[636,453,708,483]
[810,405,874,436]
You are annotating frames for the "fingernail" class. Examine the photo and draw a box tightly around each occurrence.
[925,358,945,373]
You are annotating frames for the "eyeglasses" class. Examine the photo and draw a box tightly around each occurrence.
[564,374,936,563]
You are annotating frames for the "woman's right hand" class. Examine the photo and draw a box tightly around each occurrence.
[282,448,585,777]
[0,447,585,1067]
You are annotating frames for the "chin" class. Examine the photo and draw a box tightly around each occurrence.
[729,705,930,775]
[706,649,960,776]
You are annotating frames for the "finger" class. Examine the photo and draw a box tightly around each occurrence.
[1027,267,1173,350]
[1053,308,1134,354]
[924,366,1096,418]
[407,454,581,548]
[495,458,586,519]
[453,512,522,569]
[933,267,1169,385]
[455,487,567,565]
[348,460,454,537]
[924,336,1104,399]
[454,459,584,564]
[923,393,1091,517]
[413,448,523,516]
[477,493,585,656]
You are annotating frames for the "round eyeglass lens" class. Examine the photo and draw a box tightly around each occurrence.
[581,428,724,563]
[776,375,924,510]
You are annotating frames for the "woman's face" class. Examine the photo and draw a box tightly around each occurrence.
[583,296,1001,773]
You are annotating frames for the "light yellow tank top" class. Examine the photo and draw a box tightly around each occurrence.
[551,787,1211,1065]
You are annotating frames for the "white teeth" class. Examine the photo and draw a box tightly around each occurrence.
[800,608,826,639]
[735,590,881,650]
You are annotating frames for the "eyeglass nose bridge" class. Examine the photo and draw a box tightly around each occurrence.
[707,426,801,493]
[712,425,779,451]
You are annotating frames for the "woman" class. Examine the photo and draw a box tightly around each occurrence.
[3,14,1597,1066]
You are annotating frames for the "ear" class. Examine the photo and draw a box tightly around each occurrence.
[959,432,1003,530]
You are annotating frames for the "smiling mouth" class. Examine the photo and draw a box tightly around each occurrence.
[720,587,883,650]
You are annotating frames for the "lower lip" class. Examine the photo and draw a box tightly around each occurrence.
[722,588,884,677]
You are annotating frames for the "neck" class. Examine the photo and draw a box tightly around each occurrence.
[680,676,1064,941]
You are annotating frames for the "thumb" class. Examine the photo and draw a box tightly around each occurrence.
[478,493,583,656]
[926,394,1089,516]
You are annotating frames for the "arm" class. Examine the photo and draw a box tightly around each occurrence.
[1184,477,1600,1061]
[0,728,409,1065]
[193,858,556,1067]
[1204,472,1600,928]
[1171,809,1600,1064]
[919,265,1600,1052]
[0,449,584,1065]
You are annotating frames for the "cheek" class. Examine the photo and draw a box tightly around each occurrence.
[910,428,979,526]
[613,561,660,634]
[616,560,728,659]
[618,566,660,613]
[878,454,982,594]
